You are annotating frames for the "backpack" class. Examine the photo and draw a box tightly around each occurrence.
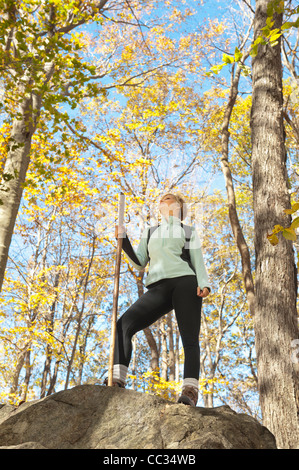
[146,223,195,273]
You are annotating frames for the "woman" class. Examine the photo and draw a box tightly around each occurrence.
[110,193,210,407]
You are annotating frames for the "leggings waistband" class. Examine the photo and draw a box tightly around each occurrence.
[147,275,197,289]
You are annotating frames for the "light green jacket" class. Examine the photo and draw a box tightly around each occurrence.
[122,215,210,289]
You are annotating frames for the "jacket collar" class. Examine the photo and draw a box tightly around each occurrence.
[161,215,181,226]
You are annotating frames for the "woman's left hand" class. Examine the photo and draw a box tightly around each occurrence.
[197,287,210,298]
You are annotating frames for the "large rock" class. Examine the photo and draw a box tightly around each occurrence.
[0,385,276,449]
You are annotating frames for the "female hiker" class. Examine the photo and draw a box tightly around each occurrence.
[109,193,210,407]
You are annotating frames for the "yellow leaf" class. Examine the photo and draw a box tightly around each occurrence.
[284,202,299,214]
[272,224,284,234]
[267,233,279,245]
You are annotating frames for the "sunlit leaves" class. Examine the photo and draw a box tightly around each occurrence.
[267,201,299,246]
[251,0,299,58]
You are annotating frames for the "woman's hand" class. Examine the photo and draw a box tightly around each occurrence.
[197,287,210,298]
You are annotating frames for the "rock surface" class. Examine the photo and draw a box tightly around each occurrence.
[0,385,276,449]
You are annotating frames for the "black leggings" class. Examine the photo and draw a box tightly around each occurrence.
[114,275,202,379]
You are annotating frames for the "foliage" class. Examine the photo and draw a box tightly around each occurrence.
[0,1,298,421]
[267,201,299,245]
[139,369,180,401]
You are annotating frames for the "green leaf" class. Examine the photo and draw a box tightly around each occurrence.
[210,64,225,75]
[234,47,243,62]
[250,36,267,57]
[276,0,285,14]
[251,44,258,58]
[2,172,15,182]
[282,228,297,241]
[266,17,275,28]
[269,32,282,43]
[281,21,296,31]
[261,25,271,37]
[222,53,234,64]
[267,1,275,17]
[291,217,299,230]
[240,65,251,77]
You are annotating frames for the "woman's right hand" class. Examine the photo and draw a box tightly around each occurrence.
[115,224,126,238]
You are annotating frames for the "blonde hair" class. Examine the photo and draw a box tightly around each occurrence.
[161,192,187,221]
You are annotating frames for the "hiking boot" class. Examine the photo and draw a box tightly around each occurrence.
[103,377,125,388]
[177,386,198,407]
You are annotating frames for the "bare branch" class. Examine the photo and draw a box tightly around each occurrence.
[241,0,255,14]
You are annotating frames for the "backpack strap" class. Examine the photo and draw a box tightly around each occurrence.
[181,223,193,248]
[146,225,160,261]
[180,224,195,273]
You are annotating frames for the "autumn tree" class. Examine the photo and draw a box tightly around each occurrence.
[251,0,299,448]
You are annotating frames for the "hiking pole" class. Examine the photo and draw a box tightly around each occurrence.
[108,192,125,386]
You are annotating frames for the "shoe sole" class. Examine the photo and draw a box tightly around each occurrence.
[177,395,195,407]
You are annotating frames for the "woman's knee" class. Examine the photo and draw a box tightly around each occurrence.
[117,311,137,340]
[182,339,200,353]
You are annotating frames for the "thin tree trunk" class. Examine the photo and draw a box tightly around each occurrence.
[251,0,299,449]
[0,101,36,292]
[40,271,60,398]
[175,325,180,383]
[167,312,175,382]
[20,347,31,403]
[65,237,96,390]
[78,315,94,385]
[220,47,255,317]
[143,328,159,371]
[131,335,137,390]
[40,349,52,399]
[47,345,63,396]
[9,346,27,402]
[160,318,168,380]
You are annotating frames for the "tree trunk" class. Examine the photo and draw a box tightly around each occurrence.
[9,346,27,402]
[167,312,175,382]
[0,101,36,291]
[47,346,63,396]
[160,318,168,380]
[220,54,255,318]
[251,0,299,449]
[78,315,94,385]
[175,325,180,383]
[40,270,60,398]
[131,335,137,390]
[20,347,31,404]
